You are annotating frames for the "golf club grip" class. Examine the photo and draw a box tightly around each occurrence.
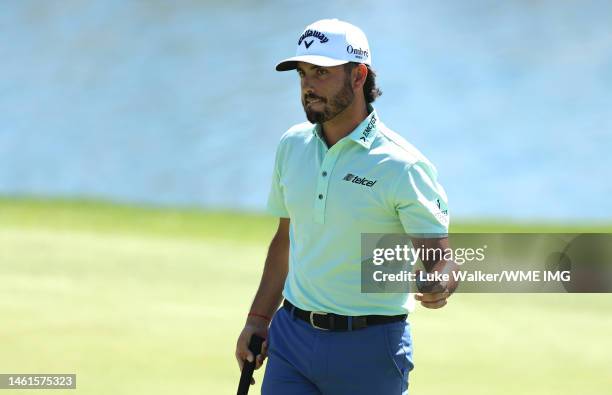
[237,334,265,395]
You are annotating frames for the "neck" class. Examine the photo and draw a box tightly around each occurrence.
[321,97,369,147]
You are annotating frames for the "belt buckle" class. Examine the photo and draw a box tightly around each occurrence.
[309,311,329,330]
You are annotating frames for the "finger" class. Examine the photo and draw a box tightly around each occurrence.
[416,292,448,302]
[419,295,447,305]
[262,340,268,353]
[421,298,448,309]
[255,354,267,369]
[235,348,254,370]
[235,335,249,368]
[235,353,244,371]
[418,291,450,303]
[254,339,268,369]
[261,340,268,358]
[421,299,446,309]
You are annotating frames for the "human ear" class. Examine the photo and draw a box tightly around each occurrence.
[353,64,368,89]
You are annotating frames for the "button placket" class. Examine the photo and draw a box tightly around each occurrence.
[314,143,343,224]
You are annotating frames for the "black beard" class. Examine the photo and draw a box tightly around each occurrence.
[303,79,355,124]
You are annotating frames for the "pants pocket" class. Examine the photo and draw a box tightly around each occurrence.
[384,321,414,380]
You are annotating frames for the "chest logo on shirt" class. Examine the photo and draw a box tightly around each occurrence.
[343,173,377,188]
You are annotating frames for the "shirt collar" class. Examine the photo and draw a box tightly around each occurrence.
[348,105,378,149]
[312,105,379,149]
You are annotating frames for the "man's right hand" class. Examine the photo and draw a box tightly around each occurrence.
[235,317,270,385]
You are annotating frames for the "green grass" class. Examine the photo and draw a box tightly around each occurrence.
[1,197,611,394]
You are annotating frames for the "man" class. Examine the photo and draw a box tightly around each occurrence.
[235,19,456,394]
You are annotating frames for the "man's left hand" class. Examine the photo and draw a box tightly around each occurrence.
[415,289,451,309]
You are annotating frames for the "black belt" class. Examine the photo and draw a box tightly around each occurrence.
[283,300,406,331]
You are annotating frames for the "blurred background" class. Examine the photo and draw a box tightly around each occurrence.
[1,1,611,394]
[2,0,612,219]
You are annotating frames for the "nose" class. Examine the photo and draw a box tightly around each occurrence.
[301,74,314,94]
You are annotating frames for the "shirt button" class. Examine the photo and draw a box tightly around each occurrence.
[322,171,327,177]
[318,194,323,199]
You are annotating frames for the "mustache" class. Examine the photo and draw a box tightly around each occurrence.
[303,93,326,103]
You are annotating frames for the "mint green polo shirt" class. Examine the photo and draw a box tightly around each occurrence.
[267,107,449,316]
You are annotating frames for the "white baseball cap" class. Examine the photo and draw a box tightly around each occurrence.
[276,18,372,72]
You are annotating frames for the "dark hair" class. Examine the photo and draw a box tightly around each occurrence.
[344,62,382,103]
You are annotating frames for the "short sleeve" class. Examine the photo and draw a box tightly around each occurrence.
[393,161,449,235]
[266,138,290,218]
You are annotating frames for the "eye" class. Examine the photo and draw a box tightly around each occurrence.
[316,68,328,76]
[297,70,305,78]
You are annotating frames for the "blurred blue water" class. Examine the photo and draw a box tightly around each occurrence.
[1,0,611,220]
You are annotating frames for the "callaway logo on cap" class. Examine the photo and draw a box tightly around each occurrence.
[276,18,372,71]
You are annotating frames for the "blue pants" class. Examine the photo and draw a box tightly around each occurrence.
[262,305,414,395]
